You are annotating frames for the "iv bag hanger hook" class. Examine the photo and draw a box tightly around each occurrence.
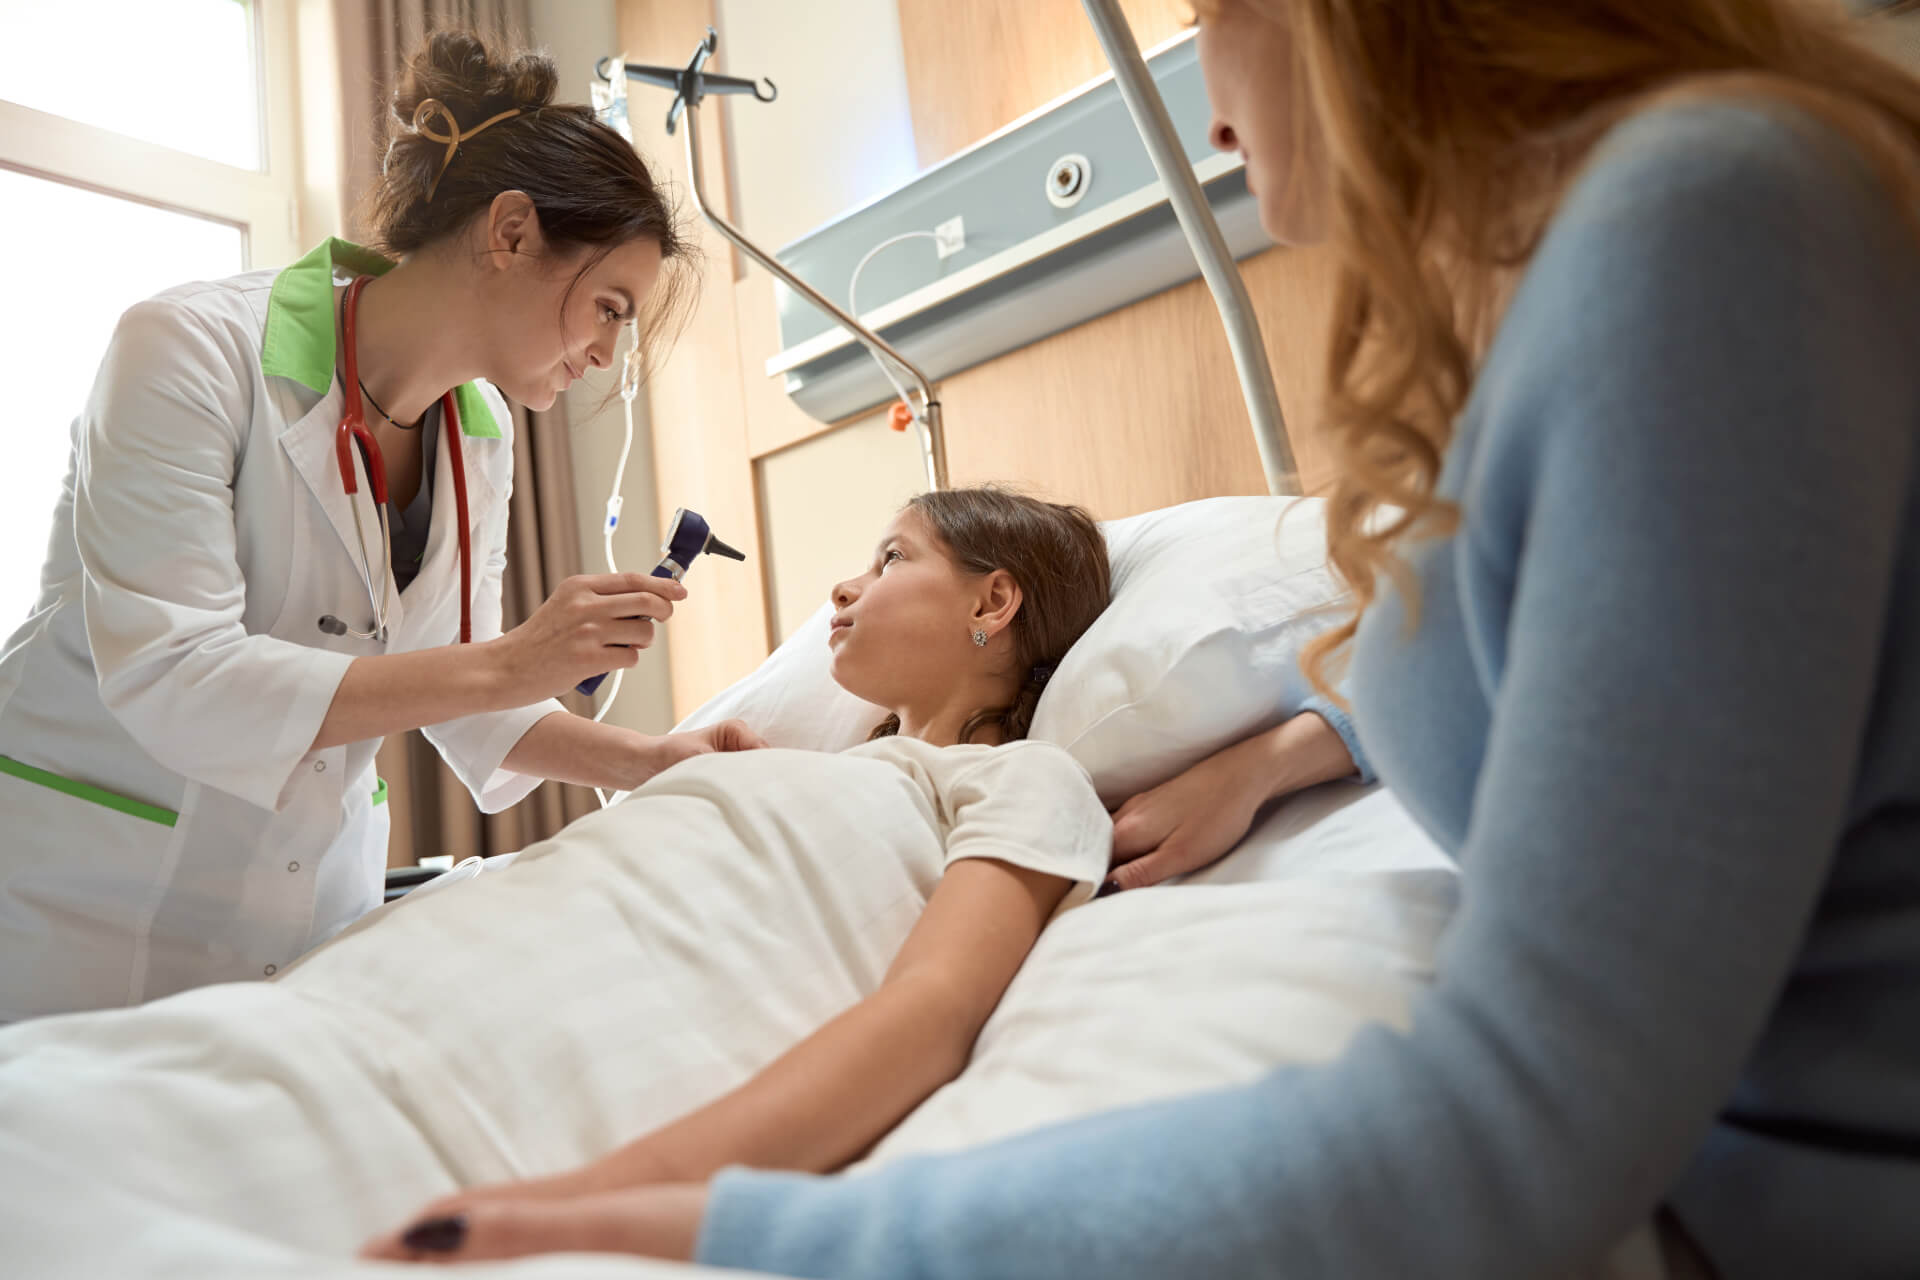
[598,28,948,492]
[593,29,776,137]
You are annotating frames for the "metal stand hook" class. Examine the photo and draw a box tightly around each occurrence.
[594,28,777,136]
[602,27,947,491]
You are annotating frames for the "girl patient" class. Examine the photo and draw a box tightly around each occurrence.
[352,485,1112,1260]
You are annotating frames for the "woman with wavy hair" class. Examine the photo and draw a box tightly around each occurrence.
[376,2,1920,1275]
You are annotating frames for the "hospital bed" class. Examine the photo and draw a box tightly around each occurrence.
[0,493,1463,1278]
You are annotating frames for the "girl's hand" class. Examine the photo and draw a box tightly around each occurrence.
[359,1183,710,1264]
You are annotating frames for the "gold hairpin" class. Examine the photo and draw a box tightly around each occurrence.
[414,98,523,202]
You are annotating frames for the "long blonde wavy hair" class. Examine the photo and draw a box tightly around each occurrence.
[1197,0,1920,694]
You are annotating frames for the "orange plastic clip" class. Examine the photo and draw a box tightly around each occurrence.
[888,400,913,432]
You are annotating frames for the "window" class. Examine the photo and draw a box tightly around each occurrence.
[0,172,247,620]
[0,0,304,626]
[1,0,261,168]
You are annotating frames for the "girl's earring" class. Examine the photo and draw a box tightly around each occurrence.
[971,628,988,648]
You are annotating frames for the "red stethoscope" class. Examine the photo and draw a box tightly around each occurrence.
[330,274,473,644]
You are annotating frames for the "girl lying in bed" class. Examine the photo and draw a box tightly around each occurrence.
[0,486,1111,1259]
[309,485,1109,1258]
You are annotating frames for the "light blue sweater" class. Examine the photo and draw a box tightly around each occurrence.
[697,101,1920,1278]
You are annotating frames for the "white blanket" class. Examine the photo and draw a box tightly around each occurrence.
[0,759,1454,1278]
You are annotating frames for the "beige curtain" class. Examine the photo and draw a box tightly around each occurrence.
[331,0,600,864]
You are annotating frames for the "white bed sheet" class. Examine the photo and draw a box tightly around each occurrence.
[0,770,1455,1279]
[864,784,1456,1165]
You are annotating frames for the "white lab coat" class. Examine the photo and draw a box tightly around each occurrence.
[0,254,561,1020]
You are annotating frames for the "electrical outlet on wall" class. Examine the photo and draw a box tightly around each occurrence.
[934,215,965,259]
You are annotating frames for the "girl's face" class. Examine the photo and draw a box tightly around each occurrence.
[475,204,662,411]
[1195,2,1328,244]
[827,510,985,708]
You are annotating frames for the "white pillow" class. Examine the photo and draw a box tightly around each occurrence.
[673,600,885,750]
[858,785,1456,1167]
[678,495,1348,804]
[1032,494,1346,804]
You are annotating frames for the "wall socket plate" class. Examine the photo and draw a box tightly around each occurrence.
[934,215,965,259]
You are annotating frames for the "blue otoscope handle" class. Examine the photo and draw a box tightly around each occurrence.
[575,561,677,697]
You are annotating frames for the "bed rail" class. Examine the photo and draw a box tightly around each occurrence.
[1079,0,1300,496]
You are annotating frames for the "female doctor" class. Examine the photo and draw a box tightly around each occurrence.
[0,32,761,1022]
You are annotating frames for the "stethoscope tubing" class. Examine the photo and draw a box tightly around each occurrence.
[333,275,474,645]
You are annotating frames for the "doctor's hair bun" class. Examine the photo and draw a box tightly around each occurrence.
[391,29,559,125]
[360,27,699,383]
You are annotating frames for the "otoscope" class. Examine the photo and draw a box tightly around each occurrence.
[576,506,745,696]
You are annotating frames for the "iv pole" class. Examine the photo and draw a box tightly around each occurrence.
[599,31,950,492]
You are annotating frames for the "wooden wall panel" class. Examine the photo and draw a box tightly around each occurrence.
[618,0,772,717]
[734,272,882,459]
[937,242,1340,517]
[899,0,1192,170]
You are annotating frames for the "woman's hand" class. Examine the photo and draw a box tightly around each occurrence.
[490,573,687,703]
[1105,711,1359,894]
[1107,738,1273,894]
[359,1183,709,1264]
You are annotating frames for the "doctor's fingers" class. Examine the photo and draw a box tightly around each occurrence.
[573,571,688,602]
[596,589,677,624]
[595,618,655,654]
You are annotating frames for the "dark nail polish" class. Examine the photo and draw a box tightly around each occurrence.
[402,1214,468,1253]
[1094,878,1121,899]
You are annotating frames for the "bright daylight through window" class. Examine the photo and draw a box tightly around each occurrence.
[0,0,275,626]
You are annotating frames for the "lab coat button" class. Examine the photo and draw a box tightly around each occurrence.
[287,861,300,873]
[313,761,326,773]
[263,964,278,976]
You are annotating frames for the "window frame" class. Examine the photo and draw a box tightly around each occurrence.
[0,0,306,267]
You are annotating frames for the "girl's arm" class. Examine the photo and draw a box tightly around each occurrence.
[575,856,1070,1187]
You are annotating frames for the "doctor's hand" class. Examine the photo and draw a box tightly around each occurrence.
[493,573,686,703]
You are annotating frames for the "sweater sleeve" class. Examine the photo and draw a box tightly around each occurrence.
[1299,691,1374,784]
[695,103,1918,1279]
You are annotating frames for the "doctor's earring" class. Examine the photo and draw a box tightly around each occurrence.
[971,628,988,648]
